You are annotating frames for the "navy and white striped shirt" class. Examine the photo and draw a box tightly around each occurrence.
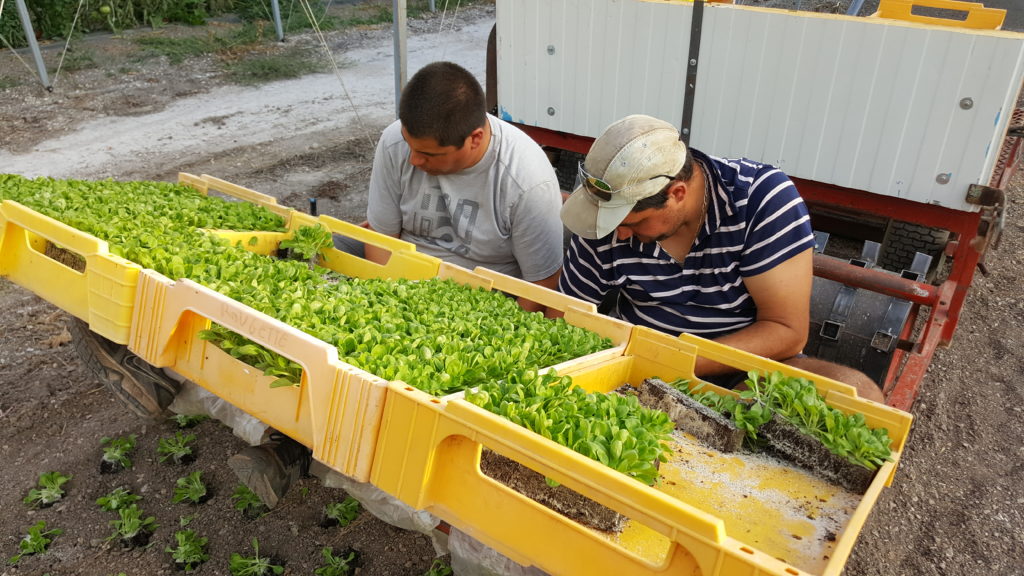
[559,149,815,338]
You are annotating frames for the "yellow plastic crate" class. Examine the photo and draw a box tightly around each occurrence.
[371,326,913,576]
[128,189,631,480]
[0,200,142,343]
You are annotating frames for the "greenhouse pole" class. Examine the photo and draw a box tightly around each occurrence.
[14,0,51,89]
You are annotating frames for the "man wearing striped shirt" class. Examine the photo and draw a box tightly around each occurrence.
[559,114,883,402]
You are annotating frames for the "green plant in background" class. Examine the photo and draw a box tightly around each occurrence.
[166,529,210,572]
[422,558,454,576]
[8,521,62,565]
[157,430,197,464]
[23,471,72,508]
[231,484,268,518]
[314,546,360,576]
[173,470,209,504]
[466,371,674,486]
[101,434,138,469]
[229,538,284,576]
[323,496,361,527]
[108,503,158,542]
[97,486,142,511]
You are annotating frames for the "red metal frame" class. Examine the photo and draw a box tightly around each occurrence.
[517,122,1005,412]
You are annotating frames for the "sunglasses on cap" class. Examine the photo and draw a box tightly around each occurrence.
[576,162,676,202]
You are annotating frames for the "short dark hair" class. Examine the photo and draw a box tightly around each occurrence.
[399,61,487,148]
[631,148,695,212]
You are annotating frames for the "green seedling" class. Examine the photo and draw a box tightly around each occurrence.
[157,431,196,465]
[229,538,284,576]
[314,546,360,576]
[172,471,208,504]
[23,471,71,508]
[423,558,454,576]
[172,413,210,428]
[9,521,62,565]
[96,486,141,511]
[466,371,674,486]
[323,496,361,527]
[100,434,138,471]
[279,223,333,269]
[231,484,268,518]
[108,503,157,546]
[166,529,209,572]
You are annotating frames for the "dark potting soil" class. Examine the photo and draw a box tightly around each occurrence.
[760,414,876,494]
[99,459,128,474]
[121,530,154,549]
[478,449,627,533]
[627,379,745,452]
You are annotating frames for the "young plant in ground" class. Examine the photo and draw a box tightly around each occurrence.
[22,471,72,508]
[100,434,138,472]
[8,521,62,565]
[231,484,268,519]
[229,538,284,576]
[108,503,158,548]
[165,529,209,572]
[322,496,361,528]
[422,558,454,576]
[172,413,210,428]
[96,486,141,511]
[158,430,197,465]
[173,471,209,504]
[314,546,360,576]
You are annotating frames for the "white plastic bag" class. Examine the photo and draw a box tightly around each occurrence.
[163,371,269,446]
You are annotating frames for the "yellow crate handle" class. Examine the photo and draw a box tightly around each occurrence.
[874,0,1006,30]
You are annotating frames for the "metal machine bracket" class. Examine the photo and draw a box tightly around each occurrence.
[679,0,705,145]
[816,242,879,359]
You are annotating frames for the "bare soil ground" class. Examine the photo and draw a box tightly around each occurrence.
[2,2,1024,575]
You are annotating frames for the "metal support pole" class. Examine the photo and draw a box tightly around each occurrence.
[14,0,51,89]
[270,0,284,42]
[392,0,408,118]
[429,0,436,12]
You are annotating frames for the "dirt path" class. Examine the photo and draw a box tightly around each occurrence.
[2,2,1023,575]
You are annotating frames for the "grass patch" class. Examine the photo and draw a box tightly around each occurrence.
[60,49,97,72]
[0,76,22,90]
[133,34,221,65]
[224,47,326,85]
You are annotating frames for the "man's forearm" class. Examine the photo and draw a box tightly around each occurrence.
[695,320,808,376]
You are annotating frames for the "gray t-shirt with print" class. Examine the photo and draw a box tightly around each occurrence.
[366,115,564,282]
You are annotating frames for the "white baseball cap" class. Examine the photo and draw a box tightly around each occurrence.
[561,115,687,239]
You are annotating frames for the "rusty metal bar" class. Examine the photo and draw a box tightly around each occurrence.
[812,254,938,305]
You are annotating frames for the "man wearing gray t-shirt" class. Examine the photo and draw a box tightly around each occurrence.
[364,61,564,315]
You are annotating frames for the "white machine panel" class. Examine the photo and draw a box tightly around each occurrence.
[495,0,1024,211]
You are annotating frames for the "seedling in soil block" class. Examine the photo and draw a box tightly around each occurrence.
[321,497,361,528]
[172,413,210,429]
[229,538,284,576]
[96,487,141,511]
[165,529,209,572]
[313,546,361,576]
[172,471,210,505]
[108,503,158,549]
[100,434,138,473]
[158,431,197,465]
[22,471,71,508]
[423,558,454,576]
[231,484,269,519]
[279,223,333,269]
[8,521,62,565]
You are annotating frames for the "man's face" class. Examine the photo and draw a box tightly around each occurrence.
[615,207,682,243]
[401,127,482,176]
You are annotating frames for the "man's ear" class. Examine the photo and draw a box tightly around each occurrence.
[468,127,486,149]
[667,179,689,203]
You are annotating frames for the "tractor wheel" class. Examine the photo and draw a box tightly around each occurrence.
[878,221,949,282]
[553,149,585,191]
